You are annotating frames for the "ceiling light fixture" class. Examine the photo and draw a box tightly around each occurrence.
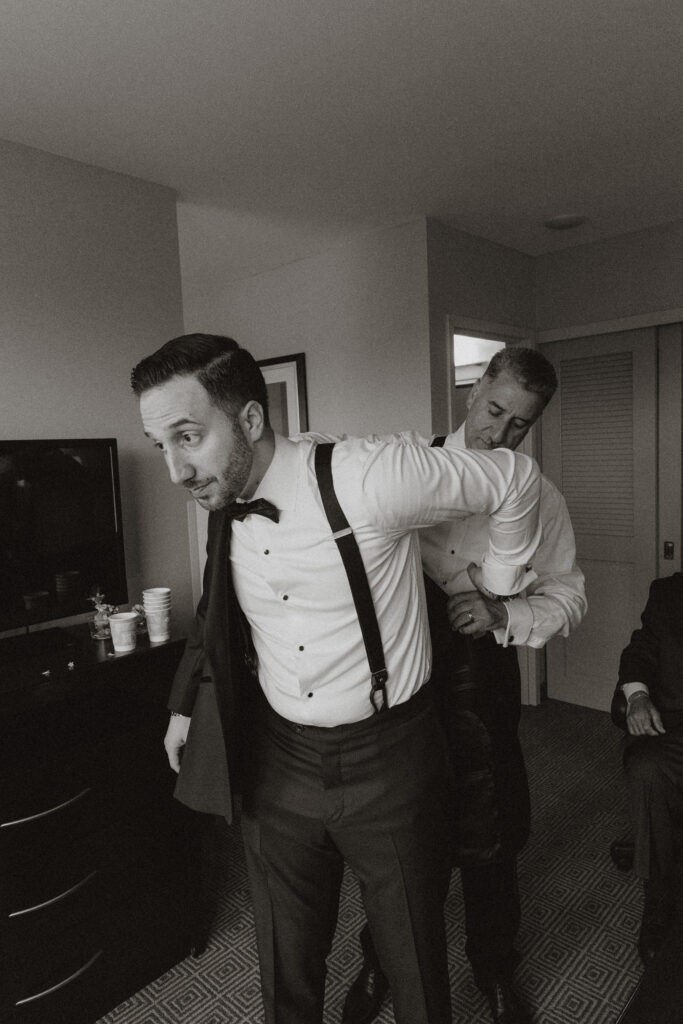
[543,214,587,231]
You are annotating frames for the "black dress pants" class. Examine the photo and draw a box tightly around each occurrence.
[359,852,520,990]
[241,685,453,1024]
[426,575,528,984]
[624,726,683,885]
[460,857,521,985]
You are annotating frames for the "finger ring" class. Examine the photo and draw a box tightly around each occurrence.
[467,612,474,623]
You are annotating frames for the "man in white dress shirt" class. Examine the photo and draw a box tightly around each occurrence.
[132,334,542,1024]
[343,347,586,1024]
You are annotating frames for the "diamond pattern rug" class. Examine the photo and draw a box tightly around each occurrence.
[98,700,643,1023]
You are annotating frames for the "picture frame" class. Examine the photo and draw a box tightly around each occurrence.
[258,353,309,435]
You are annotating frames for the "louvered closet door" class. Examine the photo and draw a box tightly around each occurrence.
[540,329,657,711]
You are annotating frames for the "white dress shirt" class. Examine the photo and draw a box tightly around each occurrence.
[230,433,541,726]
[419,425,587,648]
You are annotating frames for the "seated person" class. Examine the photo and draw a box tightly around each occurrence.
[612,571,683,964]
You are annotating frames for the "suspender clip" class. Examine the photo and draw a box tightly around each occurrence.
[370,669,389,714]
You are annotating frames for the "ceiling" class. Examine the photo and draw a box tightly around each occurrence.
[3,0,683,274]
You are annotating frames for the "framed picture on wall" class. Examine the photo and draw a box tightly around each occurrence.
[258,353,309,435]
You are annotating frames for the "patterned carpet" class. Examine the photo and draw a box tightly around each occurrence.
[97,699,644,1024]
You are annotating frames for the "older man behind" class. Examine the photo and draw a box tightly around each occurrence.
[343,347,586,1024]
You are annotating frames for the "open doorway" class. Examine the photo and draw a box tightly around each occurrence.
[452,334,506,426]
[446,319,533,434]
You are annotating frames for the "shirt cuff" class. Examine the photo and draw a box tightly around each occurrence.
[493,597,533,647]
[480,559,537,598]
[622,682,650,701]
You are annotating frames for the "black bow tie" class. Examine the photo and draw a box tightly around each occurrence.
[227,498,280,523]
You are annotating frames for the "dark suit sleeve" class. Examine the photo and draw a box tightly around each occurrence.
[167,514,214,717]
[617,580,663,689]
[167,589,207,716]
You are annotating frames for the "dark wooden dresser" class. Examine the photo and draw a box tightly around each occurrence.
[0,627,193,1024]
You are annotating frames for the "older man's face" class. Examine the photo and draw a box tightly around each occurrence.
[464,369,546,452]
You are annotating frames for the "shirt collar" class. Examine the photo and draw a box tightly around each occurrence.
[251,433,300,512]
[445,423,467,449]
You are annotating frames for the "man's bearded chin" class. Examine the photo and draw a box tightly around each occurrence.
[212,448,255,511]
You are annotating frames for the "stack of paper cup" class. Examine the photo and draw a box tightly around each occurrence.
[142,587,172,643]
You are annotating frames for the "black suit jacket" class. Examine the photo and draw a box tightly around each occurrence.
[425,576,529,862]
[169,510,252,820]
[612,572,683,732]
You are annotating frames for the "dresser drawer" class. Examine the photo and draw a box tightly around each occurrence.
[2,863,101,959]
[0,634,189,1024]
[0,786,99,912]
[1,746,92,823]
[3,950,107,1024]
[3,924,191,1024]
[2,914,106,1008]
[2,881,193,1024]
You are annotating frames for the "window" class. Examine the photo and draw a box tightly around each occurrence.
[452,334,506,386]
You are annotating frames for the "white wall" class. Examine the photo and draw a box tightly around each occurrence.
[535,219,683,332]
[0,140,193,632]
[5,140,681,645]
[178,214,432,436]
[426,218,536,432]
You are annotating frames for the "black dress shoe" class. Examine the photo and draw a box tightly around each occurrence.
[341,963,389,1024]
[479,978,531,1024]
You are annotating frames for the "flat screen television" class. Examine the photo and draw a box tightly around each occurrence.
[0,438,128,634]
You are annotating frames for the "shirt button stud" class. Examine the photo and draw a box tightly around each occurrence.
[283,594,289,601]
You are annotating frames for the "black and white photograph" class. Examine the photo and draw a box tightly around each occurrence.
[1,3,682,1024]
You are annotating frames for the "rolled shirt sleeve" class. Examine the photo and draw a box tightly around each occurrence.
[491,482,586,648]
[353,440,542,597]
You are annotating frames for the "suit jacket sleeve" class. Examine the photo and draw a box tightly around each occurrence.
[617,579,662,690]
[167,515,214,717]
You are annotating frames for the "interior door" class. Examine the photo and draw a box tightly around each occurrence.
[540,329,657,712]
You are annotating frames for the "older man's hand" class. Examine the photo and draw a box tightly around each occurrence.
[626,693,666,737]
[447,590,507,638]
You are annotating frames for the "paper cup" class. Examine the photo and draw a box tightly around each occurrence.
[109,612,139,653]
[146,607,171,643]
[142,587,171,600]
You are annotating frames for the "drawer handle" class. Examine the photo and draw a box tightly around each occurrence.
[15,949,103,1005]
[9,870,98,919]
[0,787,91,829]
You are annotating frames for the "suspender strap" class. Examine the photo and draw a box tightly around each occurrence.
[313,442,389,714]
[430,435,446,448]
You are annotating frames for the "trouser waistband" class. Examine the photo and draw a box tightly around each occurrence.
[263,680,434,740]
